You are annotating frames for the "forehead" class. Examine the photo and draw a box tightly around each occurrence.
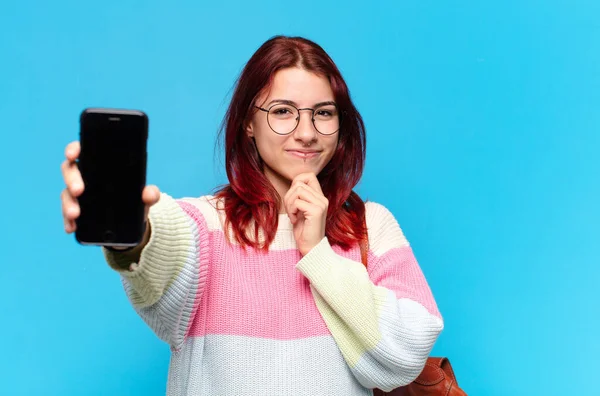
[265,67,334,105]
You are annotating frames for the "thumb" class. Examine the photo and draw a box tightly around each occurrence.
[142,185,161,220]
[143,185,161,205]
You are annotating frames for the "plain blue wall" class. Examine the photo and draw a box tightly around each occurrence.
[1,1,598,395]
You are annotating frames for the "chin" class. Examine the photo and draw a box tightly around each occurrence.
[287,164,323,179]
[264,160,326,186]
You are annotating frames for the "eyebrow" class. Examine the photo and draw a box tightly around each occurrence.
[265,99,337,108]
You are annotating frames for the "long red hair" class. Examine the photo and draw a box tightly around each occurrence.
[214,35,367,251]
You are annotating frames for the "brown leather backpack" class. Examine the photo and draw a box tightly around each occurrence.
[359,223,467,396]
[372,357,467,396]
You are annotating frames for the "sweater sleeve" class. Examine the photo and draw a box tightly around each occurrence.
[295,202,443,391]
[101,193,210,350]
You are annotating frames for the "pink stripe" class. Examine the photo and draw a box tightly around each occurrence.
[367,246,442,318]
[188,231,332,340]
[183,222,439,339]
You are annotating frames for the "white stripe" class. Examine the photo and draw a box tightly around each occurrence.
[365,201,410,256]
[177,196,407,254]
[352,292,444,391]
[166,335,373,396]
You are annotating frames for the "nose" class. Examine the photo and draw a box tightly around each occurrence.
[293,109,318,144]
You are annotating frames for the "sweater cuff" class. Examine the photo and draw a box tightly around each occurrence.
[102,193,191,279]
[295,237,341,282]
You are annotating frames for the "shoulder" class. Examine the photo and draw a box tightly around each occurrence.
[364,201,402,231]
[365,201,395,224]
[364,201,410,254]
[171,194,226,231]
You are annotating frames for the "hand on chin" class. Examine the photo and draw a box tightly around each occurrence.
[283,172,328,256]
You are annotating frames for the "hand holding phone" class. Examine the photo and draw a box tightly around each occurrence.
[60,108,160,248]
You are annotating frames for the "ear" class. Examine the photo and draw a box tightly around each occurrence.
[246,121,254,138]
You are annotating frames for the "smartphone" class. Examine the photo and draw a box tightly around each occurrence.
[75,108,148,247]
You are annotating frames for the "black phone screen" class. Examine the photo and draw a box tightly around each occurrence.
[75,108,148,247]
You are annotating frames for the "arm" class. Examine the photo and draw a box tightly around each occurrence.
[102,193,210,350]
[296,203,443,391]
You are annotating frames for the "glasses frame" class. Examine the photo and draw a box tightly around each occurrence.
[254,102,341,136]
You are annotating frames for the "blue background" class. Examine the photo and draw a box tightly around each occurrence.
[1,1,598,395]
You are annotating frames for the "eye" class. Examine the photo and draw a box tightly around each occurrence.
[273,108,292,115]
[269,104,297,118]
[314,105,338,119]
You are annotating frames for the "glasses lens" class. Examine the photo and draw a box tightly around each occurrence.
[313,104,340,135]
[268,104,298,135]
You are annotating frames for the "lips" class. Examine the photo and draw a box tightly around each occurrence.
[285,150,322,159]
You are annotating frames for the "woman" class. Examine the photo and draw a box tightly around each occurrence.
[60,35,443,395]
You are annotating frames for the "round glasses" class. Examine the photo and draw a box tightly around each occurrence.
[255,102,340,135]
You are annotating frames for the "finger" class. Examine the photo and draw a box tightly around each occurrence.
[64,214,76,233]
[288,187,321,214]
[287,198,301,224]
[61,189,80,220]
[288,209,297,224]
[284,190,296,223]
[284,184,308,222]
[65,218,76,233]
[142,185,160,206]
[285,183,325,224]
[290,183,324,208]
[61,189,79,233]
[63,141,84,196]
[65,141,80,163]
[284,185,304,224]
[61,159,84,197]
[142,185,161,221]
[292,173,323,195]
[61,194,76,233]
[289,181,327,207]
[288,198,314,223]
[290,176,327,209]
[284,183,299,217]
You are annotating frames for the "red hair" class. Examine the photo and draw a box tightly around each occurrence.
[214,35,367,251]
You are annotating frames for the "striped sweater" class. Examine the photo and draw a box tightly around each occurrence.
[102,193,444,395]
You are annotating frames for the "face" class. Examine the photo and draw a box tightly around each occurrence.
[247,67,339,196]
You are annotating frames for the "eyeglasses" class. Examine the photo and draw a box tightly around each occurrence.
[254,102,340,135]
